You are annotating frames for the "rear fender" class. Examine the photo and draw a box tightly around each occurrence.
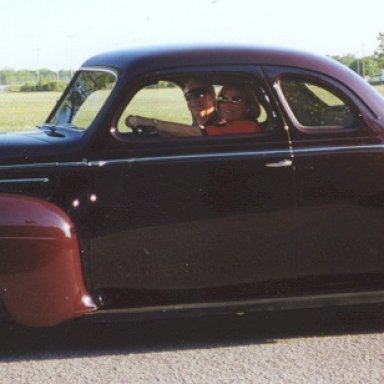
[0,193,96,326]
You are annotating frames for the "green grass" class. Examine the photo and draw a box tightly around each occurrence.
[374,85,384,95]
[0,92,61,132]
[118,87,192,132]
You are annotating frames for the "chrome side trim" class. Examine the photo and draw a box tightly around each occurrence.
[0,150,291,171]
[0,161,88,171]
[0,177,49,184]
[89,290,384,318]
[0,143,383,172]
[88,144,384,168]
[89,149,292,168]
[293,144,384,155]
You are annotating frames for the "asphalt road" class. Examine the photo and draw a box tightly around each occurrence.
[0,304,383,384]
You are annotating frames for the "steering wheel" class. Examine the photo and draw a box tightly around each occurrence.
[131,125,160,137]
[126,115,160,137]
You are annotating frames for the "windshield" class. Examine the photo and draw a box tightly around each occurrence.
[48,69,116,129]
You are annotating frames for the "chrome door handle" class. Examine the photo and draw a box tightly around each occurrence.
[265,159,292,168]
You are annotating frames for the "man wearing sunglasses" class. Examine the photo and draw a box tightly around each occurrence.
[126,78,221,137]
[182,78,221,129]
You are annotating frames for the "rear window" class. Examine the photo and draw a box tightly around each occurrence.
[279,78,358,130]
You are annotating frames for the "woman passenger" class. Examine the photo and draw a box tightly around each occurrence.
[205,84,262,136]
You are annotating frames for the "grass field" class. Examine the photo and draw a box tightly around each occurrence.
[0,92,61,132]
[1,85,384,133]
[0,88,192,132]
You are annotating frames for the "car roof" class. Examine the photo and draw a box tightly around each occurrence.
[83,45,341,72]
[82,45,384,118]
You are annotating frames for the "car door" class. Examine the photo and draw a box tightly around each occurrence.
[274,69,384,294]
[85,71,297,310]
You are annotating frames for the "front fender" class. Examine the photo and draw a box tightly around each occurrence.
[0,193,96,326]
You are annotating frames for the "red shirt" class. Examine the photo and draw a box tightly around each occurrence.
[205,120,261,136]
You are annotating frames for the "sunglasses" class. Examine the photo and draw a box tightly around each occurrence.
[184,88,210,101]
[217,96,243,104]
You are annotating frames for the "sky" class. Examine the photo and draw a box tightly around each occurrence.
[1,0,384,71]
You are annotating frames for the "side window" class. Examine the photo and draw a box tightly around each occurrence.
[116,74,277,138]
[117,81,191,133]
[279,78,358,130]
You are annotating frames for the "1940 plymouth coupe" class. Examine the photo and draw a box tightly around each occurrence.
[1,45,384,327]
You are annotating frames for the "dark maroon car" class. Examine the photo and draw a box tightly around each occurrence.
[1,46,384,327]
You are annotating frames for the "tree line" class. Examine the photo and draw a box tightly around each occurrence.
[0,68,71,84]
[330,33,384,80]
[0,68,72,91]
[2,33,384,90]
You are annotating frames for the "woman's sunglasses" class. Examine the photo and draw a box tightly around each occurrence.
[217,96,243,104]
[184,88,210,101]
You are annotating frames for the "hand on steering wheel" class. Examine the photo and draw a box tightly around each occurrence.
[125,115,159,136]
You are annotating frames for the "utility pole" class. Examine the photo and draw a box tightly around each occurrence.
[356,51,360,76]
[67,35,73,77]
[36,47,40,83]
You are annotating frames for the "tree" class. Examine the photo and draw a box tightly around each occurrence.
[375,32,384,68]
[332,52,381,77]
[331,54,356,68]
[359,56,381,77]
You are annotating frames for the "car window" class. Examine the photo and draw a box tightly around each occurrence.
[48,70,116,130]
[117,81,191,133]
[116,74,276,138]
[279,78,358,130]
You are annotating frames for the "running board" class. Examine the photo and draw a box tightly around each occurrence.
[85,290,384,321]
